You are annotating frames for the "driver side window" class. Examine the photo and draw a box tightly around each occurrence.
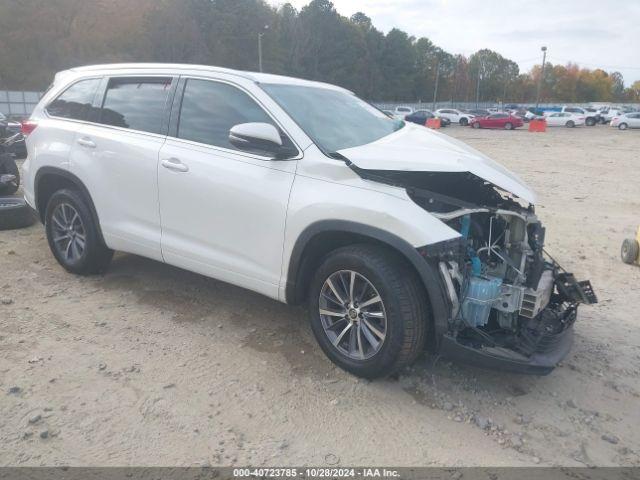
[177,79,284,152]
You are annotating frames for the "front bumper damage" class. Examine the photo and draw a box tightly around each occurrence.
[346,161,597,375]
[424,232,597,375]
[439,301,577,375]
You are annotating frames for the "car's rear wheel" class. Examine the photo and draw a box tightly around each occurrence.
[585,118,596,126]
[504,122,513,130]
[308,244,427,379]
[472,122,480,129]
[618,123,628,130]
[459,118,468,126]
[45,189,113,275]
[566,120,575,128]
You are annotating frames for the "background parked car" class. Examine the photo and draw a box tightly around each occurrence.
[545,112,586,127]
[404,109,451,127]
[0,113,27,159]
[465,108,490,117]
[602,108,625,124]
[560,106,599,126]
[470,112,524,130]
[610,112,640,130]
[434,108,474,126]
[393,106,413,119]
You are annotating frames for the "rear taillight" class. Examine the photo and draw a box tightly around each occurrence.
[21,120,38,135]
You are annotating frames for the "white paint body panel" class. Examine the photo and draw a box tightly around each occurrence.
[158,138,296,299]
[337,123,536,204]
[22,63,538,305]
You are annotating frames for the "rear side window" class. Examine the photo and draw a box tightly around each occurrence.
[99,77,172,134]
[46,78,101,121]
[176,79,276,150]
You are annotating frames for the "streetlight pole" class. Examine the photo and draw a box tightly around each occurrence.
[258,25,269,72]
[534,46,547,113]
[432,60,440,111]
[475,61,482,108]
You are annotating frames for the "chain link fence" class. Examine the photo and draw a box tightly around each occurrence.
[0,90,43,118]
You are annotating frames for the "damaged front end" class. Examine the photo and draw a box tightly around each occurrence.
[356,167,598,374]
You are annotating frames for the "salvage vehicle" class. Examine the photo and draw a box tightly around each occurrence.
[470,113,524,130]
[610,112,640,130]
[21,64,596,378]
[544,112,586,128]
[434,108,475,126]
[0,132,23,195]
[404,109,451,127]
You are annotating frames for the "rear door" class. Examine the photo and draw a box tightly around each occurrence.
[71,75,176,261]
[157,77,298,299]
[38,77,104,171]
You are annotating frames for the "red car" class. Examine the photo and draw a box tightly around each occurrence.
[470,113,524,130]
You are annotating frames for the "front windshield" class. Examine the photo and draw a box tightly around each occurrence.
[261,83,403,153]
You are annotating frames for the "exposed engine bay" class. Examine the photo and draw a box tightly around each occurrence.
[352,167,598,373]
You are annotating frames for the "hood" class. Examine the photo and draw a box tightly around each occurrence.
[337,123,536,204]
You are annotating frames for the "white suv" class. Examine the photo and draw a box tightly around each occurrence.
[433,108,474,126]
[21,64,596,378]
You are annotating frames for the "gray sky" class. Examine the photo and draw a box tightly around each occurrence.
[267,0,640,84]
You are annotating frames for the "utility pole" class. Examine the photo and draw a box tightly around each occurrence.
[534,46,547,113]
[432,60,440,111]
[258,25,269,72]
[475,61,482,108]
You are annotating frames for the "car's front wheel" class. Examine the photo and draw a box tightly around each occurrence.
[504,122,513,130]
[472,122,480,129]
[459,118,468,126]
[618,123,628,130]
[308,244,427,378]
[566,120,575,128]
[45,189,113,275]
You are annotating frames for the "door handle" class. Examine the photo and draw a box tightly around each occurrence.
[77,137,96,149]
[161,158,189,173]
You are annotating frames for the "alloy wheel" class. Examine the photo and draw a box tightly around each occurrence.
[318,270,387,360]
[51,203,86,262]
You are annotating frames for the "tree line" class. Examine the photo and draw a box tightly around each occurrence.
[1,0,638,103]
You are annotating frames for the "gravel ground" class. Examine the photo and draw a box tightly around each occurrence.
[1,124,639,467]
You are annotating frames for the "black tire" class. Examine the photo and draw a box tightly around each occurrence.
[0,157,19,196]
[618,123,628,131]
[45,188,113,275]
[504,122,513,130]
[585,117,596,126]
[459,117,468,126]
[566,120,575,128]
[308,244,428,379]
[0,196,35,230]
[621,238,639,265]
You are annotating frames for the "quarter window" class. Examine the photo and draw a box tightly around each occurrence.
[99,77,172,134]
[176,79,278,151]
[46,78,101,121]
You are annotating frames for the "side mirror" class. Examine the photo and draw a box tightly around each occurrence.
[229,122,295,159]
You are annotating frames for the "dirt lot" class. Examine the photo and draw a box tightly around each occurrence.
[1,125,639,467]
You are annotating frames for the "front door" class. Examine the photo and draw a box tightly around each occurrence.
[158,78,298,299]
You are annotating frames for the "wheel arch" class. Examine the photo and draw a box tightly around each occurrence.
[34,166,106,244]
[285,220,450,341]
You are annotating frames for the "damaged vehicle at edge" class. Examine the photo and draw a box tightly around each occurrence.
[337,125,597,375]
[23,64,596,379]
